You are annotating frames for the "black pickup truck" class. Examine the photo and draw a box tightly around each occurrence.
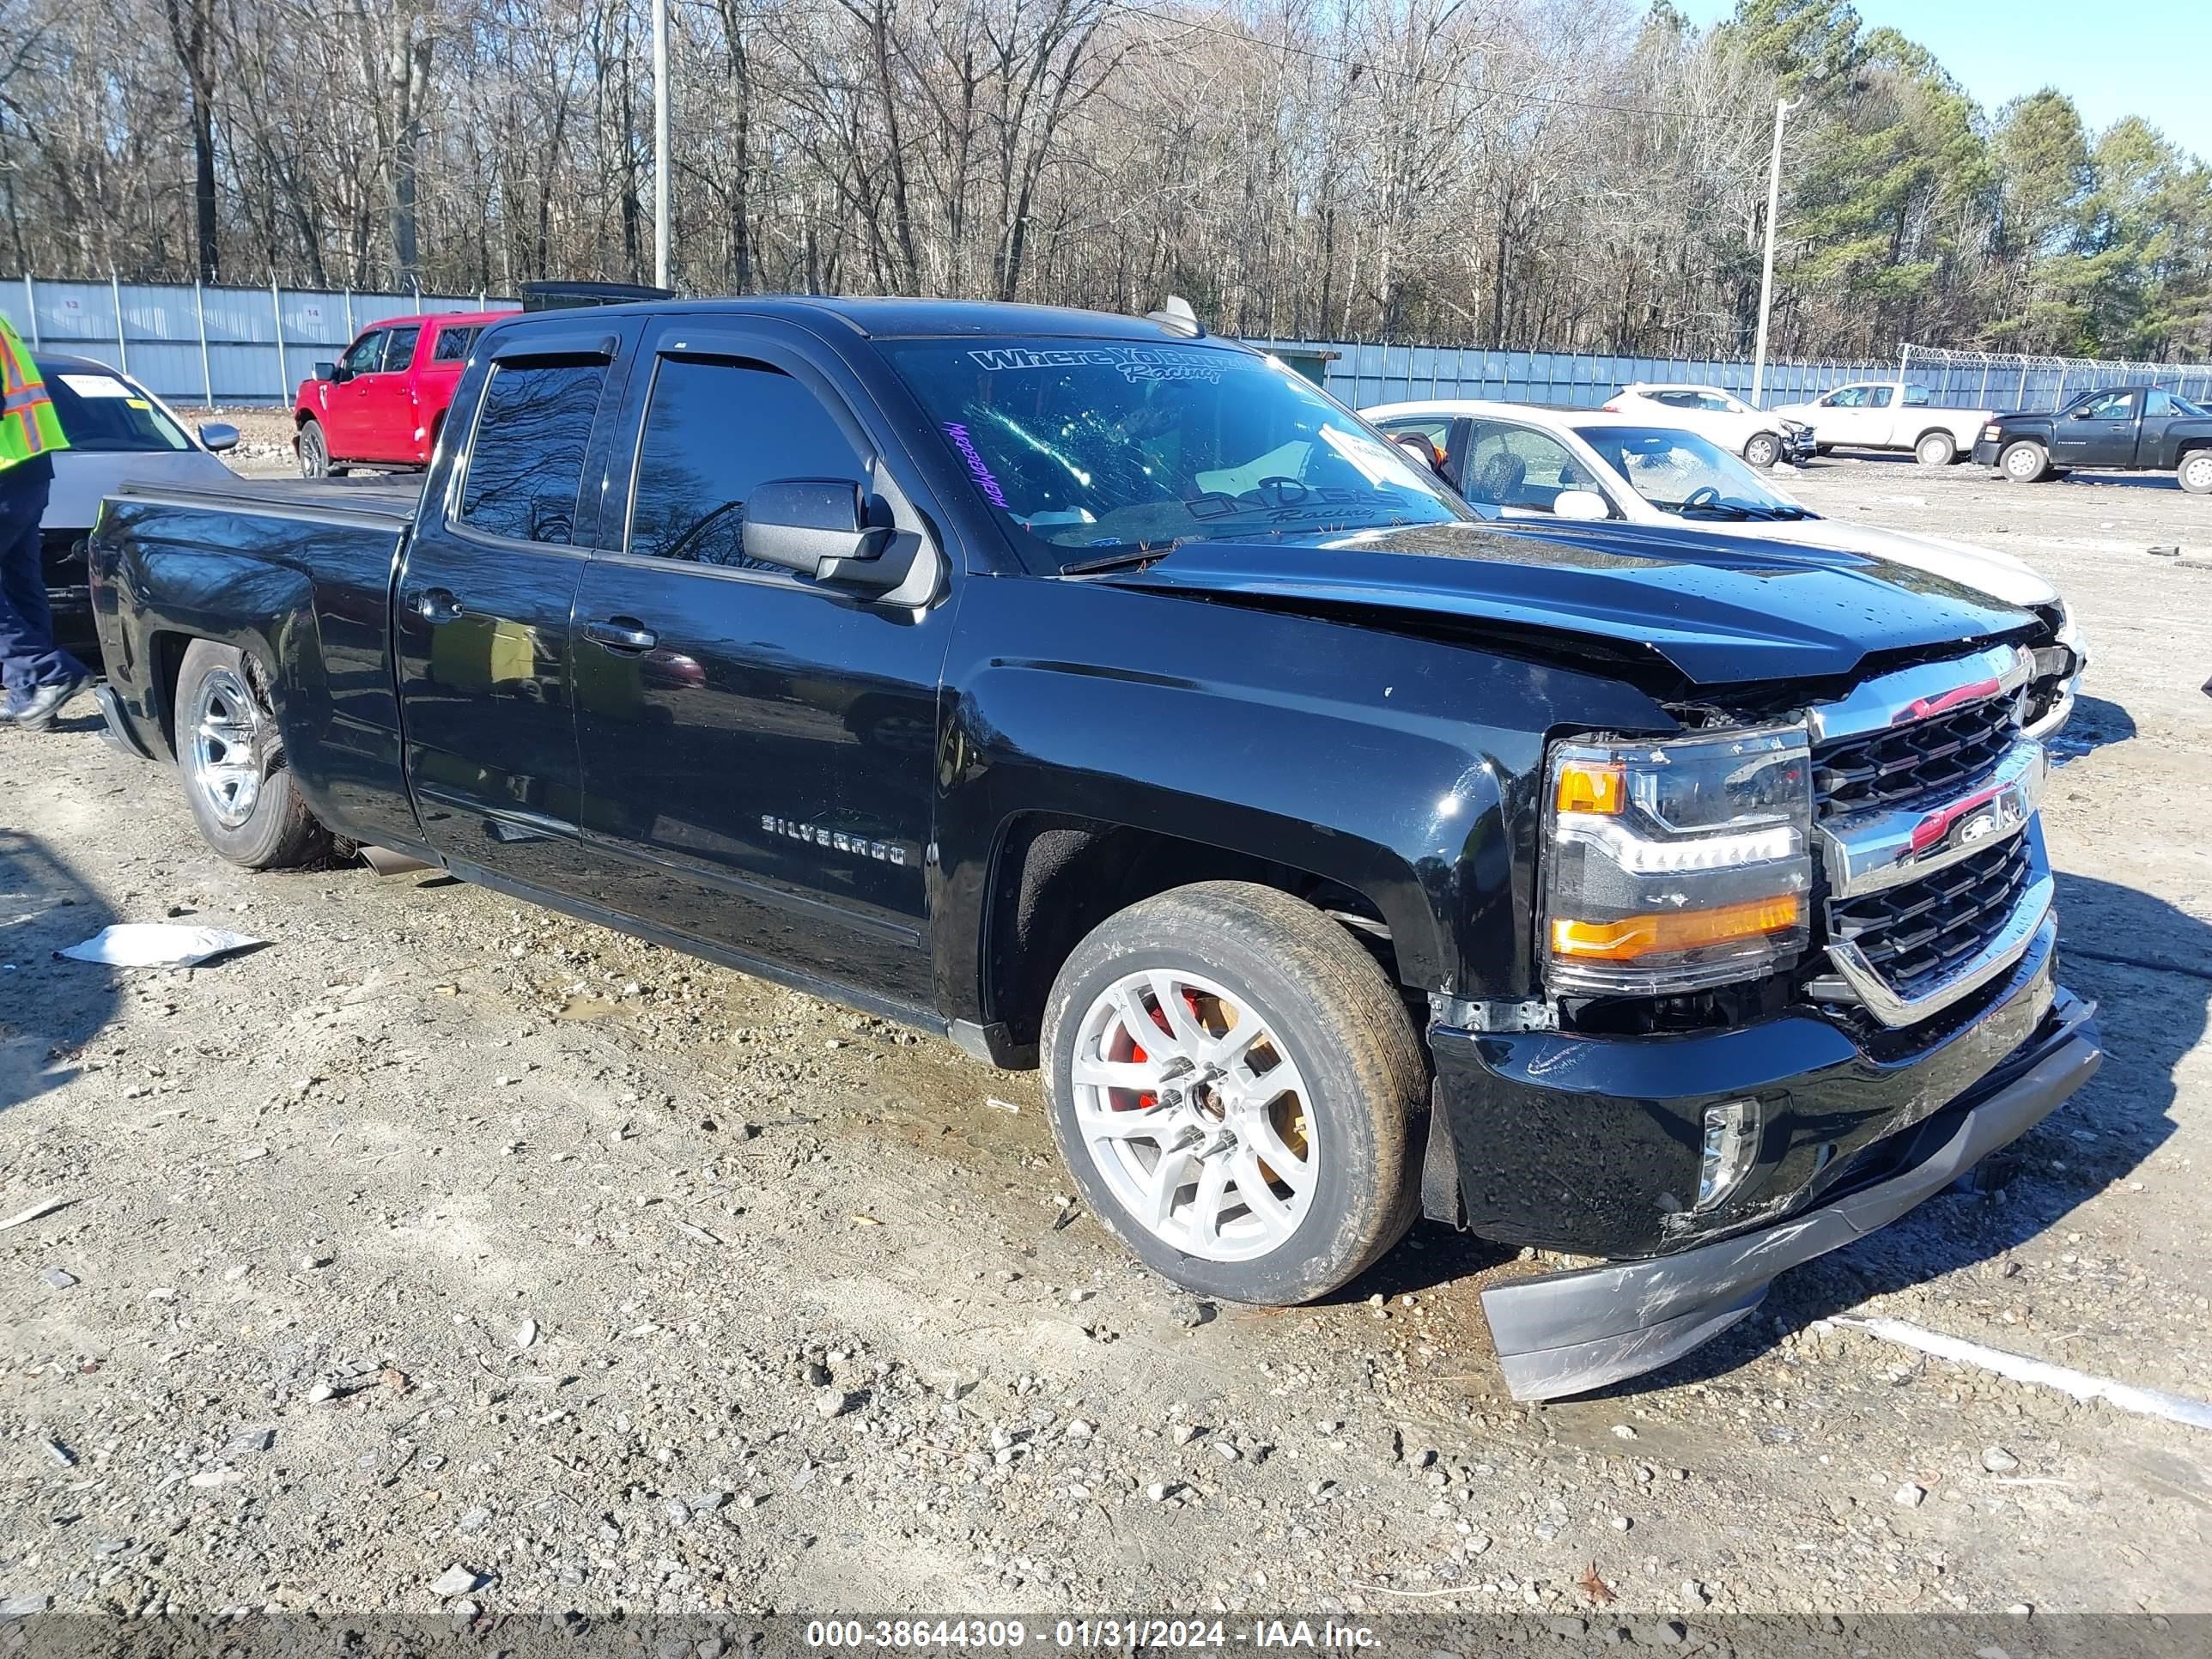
[86,297,2101,1400]
[1974,384,2212,490]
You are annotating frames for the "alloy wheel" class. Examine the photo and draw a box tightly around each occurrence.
[187,665,268,829]
[1068,968,1317,1261]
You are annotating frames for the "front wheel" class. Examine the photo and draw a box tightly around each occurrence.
[174,640,328,870]
[2000,441,2051,483]
[2180,451,2212,495]
[297,418,331,479]
[1742,431,1783,469]
[1041,881,1425,1305]
[1914,431,1957,467]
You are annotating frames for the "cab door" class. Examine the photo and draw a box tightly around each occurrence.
[2051,388,2138,467]
[359,323,424,460]
[319,329,386,459]
[567,319,956,1007]
[392,321,635,897]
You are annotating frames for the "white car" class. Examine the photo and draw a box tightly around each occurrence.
[1768,380,1993,465]
[1600,383,1814,469]
[1364,398,2085,738]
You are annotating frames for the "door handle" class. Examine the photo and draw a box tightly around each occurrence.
[414,587,464,623]
[584,617,659,653]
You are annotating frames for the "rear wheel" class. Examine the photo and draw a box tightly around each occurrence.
[1742,431,1783,469]
[1041,882,1425,1305]
[174,640,328,870]
[2180,451,2212,495]
[1999,441,2051,483]
[1914,431,1957,467]
[297,418,331,479]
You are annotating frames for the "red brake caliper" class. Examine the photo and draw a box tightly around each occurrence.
[1124,994,1195,1110]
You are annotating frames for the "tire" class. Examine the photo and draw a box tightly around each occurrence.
[1040,881,1426,1305]
[1999,441,2051,483]
[2180,451,2212,495]
[297,418,331,479]
[173,639,328,870]
[1814,444,1834,458]
[1914,431,1957,467]
[1742,431,1783,469]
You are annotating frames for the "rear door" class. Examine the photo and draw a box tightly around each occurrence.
[392,321,635,897]
[415,324,480,461]
[2051,388,2138,466]
[567,319,953,1006]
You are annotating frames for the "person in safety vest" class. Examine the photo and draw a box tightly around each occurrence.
[1,313,86,731]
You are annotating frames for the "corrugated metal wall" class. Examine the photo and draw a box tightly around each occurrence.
[2,276,508,405]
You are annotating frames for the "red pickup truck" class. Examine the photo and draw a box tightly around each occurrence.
[294,309,514,476]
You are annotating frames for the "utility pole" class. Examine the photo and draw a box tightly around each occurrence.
[653,0,672,289]
[1751,96,1801,407]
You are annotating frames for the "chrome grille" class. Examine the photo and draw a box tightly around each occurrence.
[1824,834,2033,1006]
[1811,697,2019,818]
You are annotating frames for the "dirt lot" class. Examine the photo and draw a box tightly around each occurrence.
[3,453,2209,1635]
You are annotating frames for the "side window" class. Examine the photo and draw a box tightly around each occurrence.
[2075,390,2134,421]
[1867,386,1894,408]
[381,325,422,373]
[2146,389,2181,417]
[457,358,609,544]
[628,356,867,569]
[1462,422,1601,513]
[1827,387,1863,408]
[1694,392,1732,412]
[432,326,477,364]
[1380,417,1451,445]
[339,331,385,378]
[1904,386,1931,406]
[1652,391,1695,409]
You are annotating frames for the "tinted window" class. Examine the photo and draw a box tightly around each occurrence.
[432,326,478,364]
[42,365,191,453]
[458,359,607,544]
[628,357,866,568]
[1462,421,1604,513]
[382,325,422,372]
[339,331,385,377]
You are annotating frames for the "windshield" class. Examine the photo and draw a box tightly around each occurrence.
[43,367,191,453]
[1573,425,1811,522]
[884,338,1473,564]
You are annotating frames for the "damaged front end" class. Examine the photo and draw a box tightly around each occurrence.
[1425,641,2104,1401]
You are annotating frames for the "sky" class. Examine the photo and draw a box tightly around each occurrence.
[1672,0,2212,161]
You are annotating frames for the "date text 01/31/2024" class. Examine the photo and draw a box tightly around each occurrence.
[804,1621,1379,1650]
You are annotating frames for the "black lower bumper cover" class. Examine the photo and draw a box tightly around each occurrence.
[1480,997,2101,1401]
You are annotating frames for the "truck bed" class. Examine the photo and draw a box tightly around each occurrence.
[111,474,422,522]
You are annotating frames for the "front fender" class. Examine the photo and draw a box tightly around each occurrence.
[931,575,1676,1018]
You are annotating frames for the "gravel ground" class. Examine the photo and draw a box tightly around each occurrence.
[2,452,2209,1631]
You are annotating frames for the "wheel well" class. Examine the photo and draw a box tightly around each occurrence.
[149,630,193,754]
[295,409,319,429]
[1915,427,1956,446]
[2179,438,2212,458]
[981,814,1399,1053]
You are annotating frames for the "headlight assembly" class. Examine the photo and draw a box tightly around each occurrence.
[1541,726,1814,996]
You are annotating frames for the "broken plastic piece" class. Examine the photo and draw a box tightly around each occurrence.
[59,924,263,968]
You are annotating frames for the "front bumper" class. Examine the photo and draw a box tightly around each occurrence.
[1972,437,2002,466]
[1431,922,2100,1398]
[1780,422,1816,464]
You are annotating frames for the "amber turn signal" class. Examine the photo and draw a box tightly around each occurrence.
[1550,894,1802,963]
[1553,761,1626,816]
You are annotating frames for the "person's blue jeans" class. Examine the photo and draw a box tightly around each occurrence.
[0,455,88,708]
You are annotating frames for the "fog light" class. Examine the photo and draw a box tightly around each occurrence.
[1697,1098,1761,1212]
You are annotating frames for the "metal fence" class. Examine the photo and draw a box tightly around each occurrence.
[11,272,2212,415]
[1,274,510,407]
[1246,338,1900,411]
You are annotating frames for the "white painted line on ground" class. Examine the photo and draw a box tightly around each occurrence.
[1833,1315,2212,1433]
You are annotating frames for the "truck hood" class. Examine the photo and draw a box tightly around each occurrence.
[1760,519,2056,610]
[46,448,237,531]
[1095,520,2034,689]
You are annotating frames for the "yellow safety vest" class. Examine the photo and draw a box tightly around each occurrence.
[1,315,69,471]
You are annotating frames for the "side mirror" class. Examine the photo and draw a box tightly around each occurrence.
[742,478,898,586]
[198,421,240,453]
[1552,489,1611,522]
[313,362,337,383]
